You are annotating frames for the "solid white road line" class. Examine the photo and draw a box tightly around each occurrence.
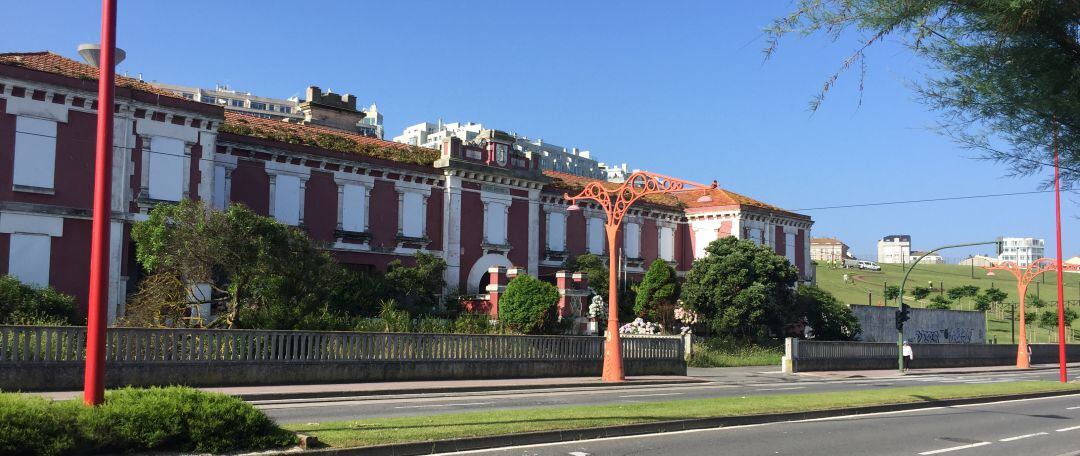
[394,402,494,409]
[618,393,684,398]
[1056,425,1080,432]
[917,441,991,455]
[1066,406,1080,410]
[999,432,1048,442]
[754,387,806,392]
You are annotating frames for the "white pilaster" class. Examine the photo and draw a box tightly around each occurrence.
[527,189,540,276]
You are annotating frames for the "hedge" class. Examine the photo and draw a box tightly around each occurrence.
[0,386,296,455]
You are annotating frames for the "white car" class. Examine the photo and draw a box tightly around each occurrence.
[857,260,881,271]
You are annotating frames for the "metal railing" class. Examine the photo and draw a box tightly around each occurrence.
[0,326,683,363]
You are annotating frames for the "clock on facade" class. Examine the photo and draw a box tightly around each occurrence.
[495,143,508,166]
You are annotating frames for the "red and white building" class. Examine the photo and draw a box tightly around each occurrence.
[0,51,814,322]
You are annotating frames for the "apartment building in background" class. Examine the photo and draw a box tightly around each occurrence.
[877,234,911,264]
[810,237,851,263]
[997,237,1045,266]
[151,82,384,138]
[393,120,606,179]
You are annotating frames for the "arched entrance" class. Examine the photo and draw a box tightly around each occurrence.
[466,253,513,294]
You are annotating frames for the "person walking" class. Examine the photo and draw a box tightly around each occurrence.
[902,341,914,373]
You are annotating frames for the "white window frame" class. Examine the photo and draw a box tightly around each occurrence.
[13,116,58,192]
[399,190,427,238]
[546,210,566,252]
[270,174,302,226]
[624,222,641,259]
[145,136,188,202]
[587,216,605,254]
[659,225,675,262]
[341,183,370,233]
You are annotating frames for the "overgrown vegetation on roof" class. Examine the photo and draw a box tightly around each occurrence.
[220,116,439,166]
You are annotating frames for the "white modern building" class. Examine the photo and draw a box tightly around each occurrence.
[150,82,384,138]
[393,121,606,179]
[810,237,851,263]
[877,234,911,264]
[908,251,944,264]
[959,255,998,267]
[997,237,1045,266]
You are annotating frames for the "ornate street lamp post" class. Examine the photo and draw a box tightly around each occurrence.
[983,259,1079,371]
[564,171,713,382]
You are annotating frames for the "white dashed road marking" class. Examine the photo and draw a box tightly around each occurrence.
[1066,406,1080,410]
[393,402,494,409]
[999,432,1047,442]
[754,387,806,392]
[618,393,684,398]
[1056,425,1080,432]
[917,441,991,455]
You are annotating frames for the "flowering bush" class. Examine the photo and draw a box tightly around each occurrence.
[679,326,692,335]
[674,306,699,325]
[588,295,607,319]
[619,317,660,335]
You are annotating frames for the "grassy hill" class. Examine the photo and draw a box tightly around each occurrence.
[814,262,1080,343]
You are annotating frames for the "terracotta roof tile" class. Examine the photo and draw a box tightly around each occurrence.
[220,111,440,166]
[0,51,184,99]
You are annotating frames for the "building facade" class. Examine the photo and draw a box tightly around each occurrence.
[393,121,606,179]
[907,251,944,264]
[810,237,850,263]
[877,234,911,264]
[0,51,814,323]
[996,237,1045,267]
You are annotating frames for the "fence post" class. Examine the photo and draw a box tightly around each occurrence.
[781,337,797,374]
[682,333,693,361]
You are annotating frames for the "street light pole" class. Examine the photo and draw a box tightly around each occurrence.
[897,240,999,373]
[84,0,118,406]
[1053,121,1068,383]
[565,171,713,382]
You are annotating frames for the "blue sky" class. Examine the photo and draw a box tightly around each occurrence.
[2,1,1075,261]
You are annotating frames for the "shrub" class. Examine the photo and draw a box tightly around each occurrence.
[0,275,76,325]
[0,393,83,456]
[378,299,411,332]
[454,313,493,334]
[414,315,453,333]
[499,274,559,334]
[0,387,296,455]
[927,295,953,310]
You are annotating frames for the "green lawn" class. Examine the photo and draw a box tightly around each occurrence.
[286,382,1080,448]
[815,263,1080,343]
[687,341,783,367]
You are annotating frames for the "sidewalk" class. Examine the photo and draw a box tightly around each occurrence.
[36,375,705,401]
[798,362,1080,379]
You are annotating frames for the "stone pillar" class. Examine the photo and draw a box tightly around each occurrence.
[556,271,573,318]
[506,266,525,280]
[485,266,507,319]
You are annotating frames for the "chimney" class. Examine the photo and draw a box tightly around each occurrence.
[297,86,368,134]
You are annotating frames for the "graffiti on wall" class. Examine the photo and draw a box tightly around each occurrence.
[912,327,977,344]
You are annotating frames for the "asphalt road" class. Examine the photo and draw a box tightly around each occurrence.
[258,367,1076,424]
[439,393,1080,456]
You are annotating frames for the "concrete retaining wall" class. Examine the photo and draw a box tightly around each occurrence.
[851,304,986,343]
[783,338,1080,372]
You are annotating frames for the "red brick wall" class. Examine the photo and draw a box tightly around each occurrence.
[641,218,658,264]
[0,109,96,210]
[303,170,337,243]
[0,233,8,276]
[187,141,203,201]
[566,209,586,256]
[230,159,269,215]
[458,191,484,289]
[675,223,694,271]
[507,198,529,267]
[368,180,398,251]
[51,218,91,317]
[775,225,786,256]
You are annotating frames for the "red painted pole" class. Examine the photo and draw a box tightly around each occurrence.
[84,0,117,406]
[1054,124,1068,383]
[602,224,625,382]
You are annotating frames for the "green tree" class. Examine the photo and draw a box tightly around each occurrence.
[947,285,980,309]
[1039,310,1059,329]
[973,293,993,312]
[927,295,953,310]
[564,253,608,300]
[634,260,680,329]
[129,200,360,329]
[793,285,860,340]
[984,288,1009,306]
[911,286,931,301]
[681,237,800,342]
[768,1,1080,184]
[499,273,559,334]
[0,276,76,325]
[884,285,900,303]
[1027,293,1047,309]
[383,252,447,314]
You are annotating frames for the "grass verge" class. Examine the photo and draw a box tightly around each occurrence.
[286,381,1079,448]
[687,342,783,367]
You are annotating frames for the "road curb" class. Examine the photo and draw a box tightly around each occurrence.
[238,379,708,401]
[281,389,1080,456]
